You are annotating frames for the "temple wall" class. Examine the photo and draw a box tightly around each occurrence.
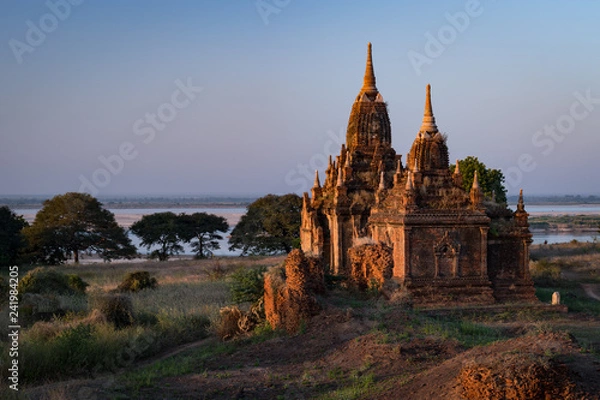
[487,234,536,302]
[488,237,524,281]
[406,226,486,280]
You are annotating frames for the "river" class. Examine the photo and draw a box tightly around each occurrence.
[12,204,600,255]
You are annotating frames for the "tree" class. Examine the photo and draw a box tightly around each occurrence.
[178,212,229,258]
[130,212,183,261]
[450,156,507,204]
[24,193,136,264]
[229,194,302,255]
[0,206,29,267]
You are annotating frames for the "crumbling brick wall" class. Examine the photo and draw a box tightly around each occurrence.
[264,249,322,333]
[348,243,393,290]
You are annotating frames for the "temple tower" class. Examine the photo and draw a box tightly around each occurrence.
[369,85,495,304]
[301,43,397,274]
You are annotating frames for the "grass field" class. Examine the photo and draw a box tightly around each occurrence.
[0,256,284,388]
[1,243,599,399]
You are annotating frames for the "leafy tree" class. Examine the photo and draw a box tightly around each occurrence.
[130,212,183,261]
[24,193,136,264]
[450,156,507,204]
[229,194,302,255]
[178,212,229,258]
[0,206,28,266]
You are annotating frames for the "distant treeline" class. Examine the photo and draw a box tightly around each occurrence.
[507,194,600,205]
[0,195,257,209]
[5,194,600,210]
[529,215,600,232]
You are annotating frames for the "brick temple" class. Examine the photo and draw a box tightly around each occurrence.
[300,43,537,304]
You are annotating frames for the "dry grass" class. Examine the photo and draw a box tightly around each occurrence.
[56,256,285,292]
[531,242,600,283]
[215,306,244,340]
[0,255,284,387]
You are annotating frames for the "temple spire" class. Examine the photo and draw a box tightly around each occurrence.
[360,42,378,96]
[470,170,483,208]
[472,170,480,190]
[313,170,321,188]
[405,172,414,191]
[515,188,529,227]
[302,192,309,210]
[419,84,438,133]
[454,160,461,175]
[517,188,525,212]
[453,159,463,187]
[394,159,403,186]
[378,171,385,191]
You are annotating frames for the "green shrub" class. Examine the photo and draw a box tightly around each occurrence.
[230,266,266,304]
[117,271,158,292]
[18,267,88,296]
[530,260,561,286]
[95,294,135,329]
[67,274,89,293]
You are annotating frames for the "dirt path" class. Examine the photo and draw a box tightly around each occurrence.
[581,284,600,301]
[562,270,600,302]
[137,337,212,367]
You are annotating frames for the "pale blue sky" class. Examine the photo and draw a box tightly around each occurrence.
[1,0,599,196]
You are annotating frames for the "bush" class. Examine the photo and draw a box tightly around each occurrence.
[230,266,266,304]
[68,274,89,293]
[18,268,88,296]
[117,271,158,293]
[530,260,561,286]
[215,306,244,340]
[95,294,135,329]
[214,303,261,341]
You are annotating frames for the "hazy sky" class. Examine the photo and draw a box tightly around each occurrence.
[1,0,599,197]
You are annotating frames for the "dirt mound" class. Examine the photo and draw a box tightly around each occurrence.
[264,249,322,333]
[144,307,463,400]
[382,332,600,400]
[459,352,575,399]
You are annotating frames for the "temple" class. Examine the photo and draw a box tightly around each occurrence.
[300,43,536,304]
